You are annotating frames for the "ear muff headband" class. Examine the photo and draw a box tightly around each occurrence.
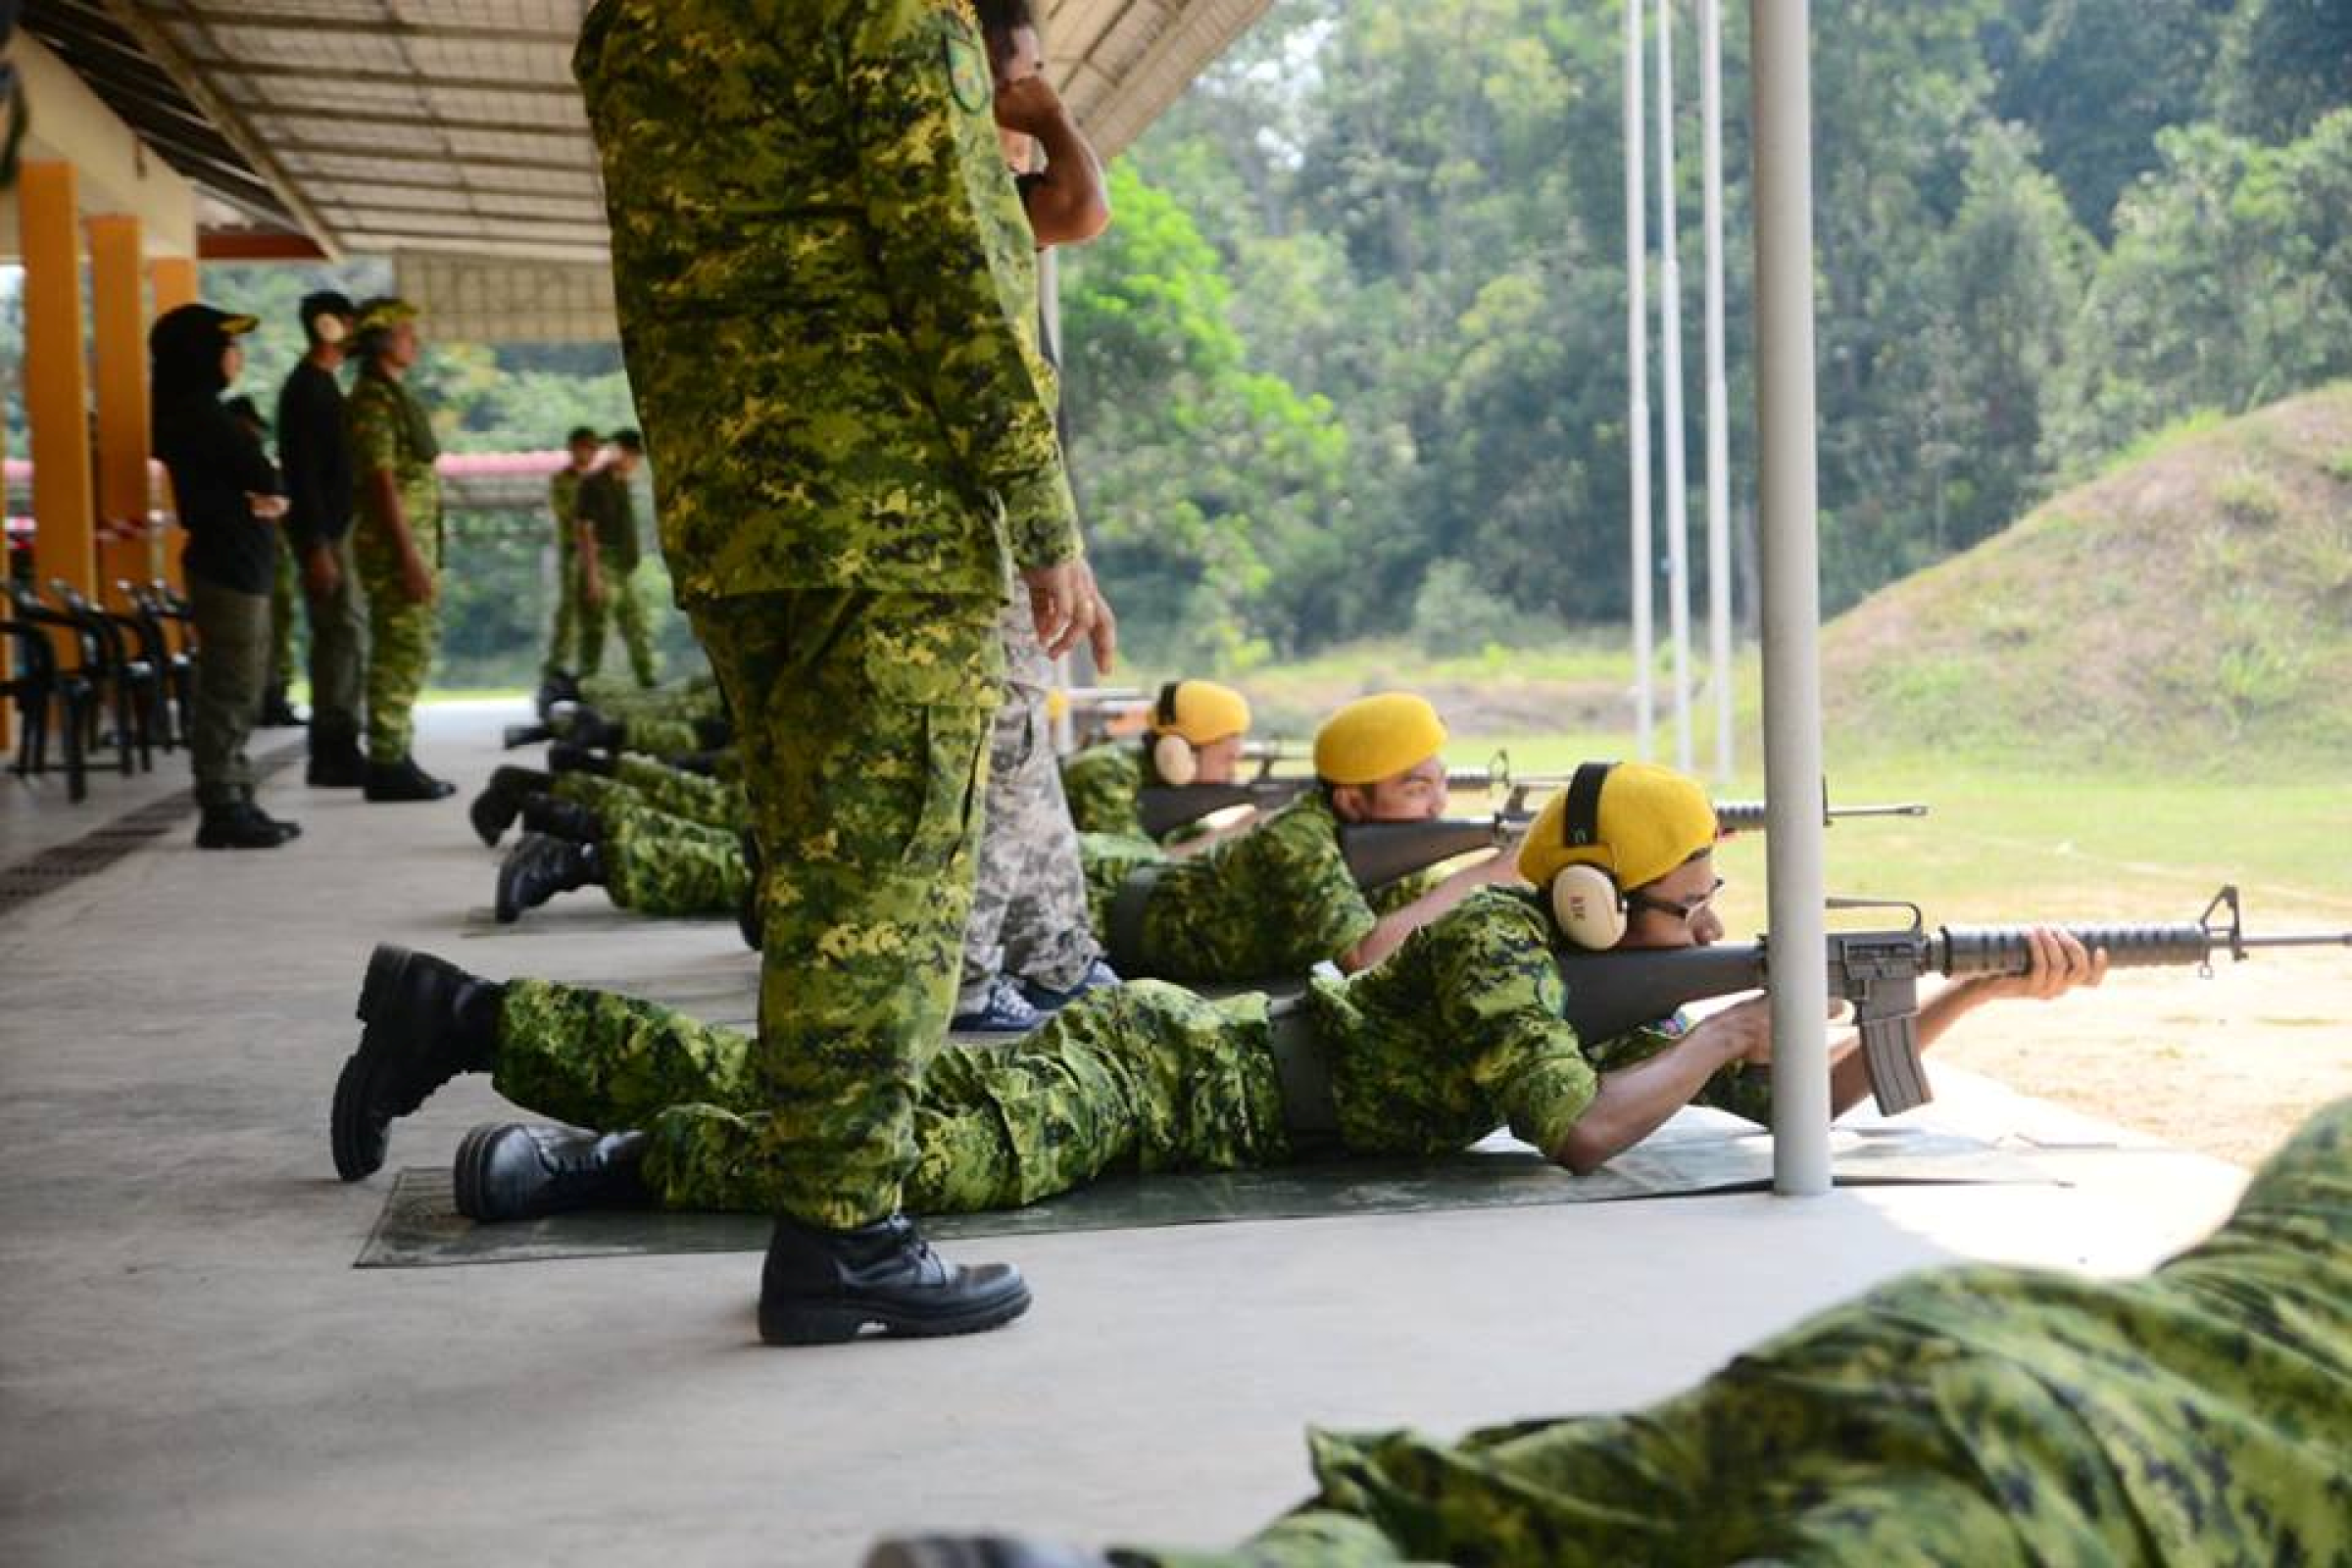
[1550,760,1627,948]
[1156,681,1181,728]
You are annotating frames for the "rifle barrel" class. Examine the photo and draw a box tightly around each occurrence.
[2234,932,2352,950]
[1934,920,2219,974]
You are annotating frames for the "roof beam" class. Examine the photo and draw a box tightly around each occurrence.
[269,138,596,174]
[94,0,344,257]
[189,61,581,97]
[149,6,579,49]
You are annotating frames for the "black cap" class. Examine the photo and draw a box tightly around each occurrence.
[610,428,644,453]
[149,304,259,401]
[566,425,602,446]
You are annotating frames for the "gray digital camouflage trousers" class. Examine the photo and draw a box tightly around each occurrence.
[956,580,1103,1011]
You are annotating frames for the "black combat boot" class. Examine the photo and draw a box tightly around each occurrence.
[452,1122,653,1222]
[757,1212,1031,1346]
[551,704,625,752]
[306,739,368,788]
[194,801,295,850]
[330,945,503,1181]
[546,739,616,776]
[864,1540,1115,1568]
[502,721,553,750]
[736,828,763,951]
[244,800,303,841]
[534,666,580,718]
[365,755,458,803]
[494,833,603,923]
[468,764,559,846]
[518,793,602,844]
[257,685,306,727]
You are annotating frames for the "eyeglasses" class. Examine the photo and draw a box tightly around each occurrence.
[1625,876,1724,928]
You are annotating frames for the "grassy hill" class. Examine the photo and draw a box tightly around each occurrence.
[1819,384,2352,768]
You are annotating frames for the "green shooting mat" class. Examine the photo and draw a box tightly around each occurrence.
[353,1121,2055,1269]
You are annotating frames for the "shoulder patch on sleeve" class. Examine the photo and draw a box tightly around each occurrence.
[945,31,990,114]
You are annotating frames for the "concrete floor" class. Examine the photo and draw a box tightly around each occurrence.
[0,704,2249,1567]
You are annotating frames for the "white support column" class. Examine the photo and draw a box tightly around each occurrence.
[1701,0,1736,779]
[1753,0,1832,1196]
[1624,0,1654,758]
[1656,0,1693,771]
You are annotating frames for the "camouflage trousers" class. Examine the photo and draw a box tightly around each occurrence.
[492,976,1288,1213]
[350,507,440,763]
[554,754,746,832]
[579,669,720,719]
[1125,1097,2352,1568]
[691,588,999,1229]
[543,528,580,678]
[596,799,746,917]
[576,561,659,688]
[958,582,1103,1011]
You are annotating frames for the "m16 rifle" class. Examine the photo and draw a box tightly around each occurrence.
[1136,761,1314,839]
[1551,885,2352,1116]
[1339,792,1930,893]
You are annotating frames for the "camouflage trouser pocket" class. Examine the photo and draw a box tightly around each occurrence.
[858,599,1001,874]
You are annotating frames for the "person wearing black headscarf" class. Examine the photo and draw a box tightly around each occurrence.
[150,303,300,849]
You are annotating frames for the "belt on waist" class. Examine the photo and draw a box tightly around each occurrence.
[1105,860,1166,975]
[1267,995,1339,1142]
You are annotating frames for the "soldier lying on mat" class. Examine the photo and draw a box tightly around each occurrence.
[328,761,2099,1224]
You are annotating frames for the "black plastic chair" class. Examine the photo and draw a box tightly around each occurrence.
[118,579,192,751]
[1,612,93,801]
[48,580,158,774]
[11,582,136,777]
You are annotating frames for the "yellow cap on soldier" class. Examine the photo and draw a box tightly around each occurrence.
[1313,692,1446,785]
[1153,680,1250,746]
[1516,760,1716,893]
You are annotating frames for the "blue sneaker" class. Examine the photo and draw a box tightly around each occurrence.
[950,977,1044,1034]
[1020,959,1122,1012]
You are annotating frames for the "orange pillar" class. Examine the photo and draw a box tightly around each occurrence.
[19,162,97,632]
[90,216,152,606]
[148,257,199,593]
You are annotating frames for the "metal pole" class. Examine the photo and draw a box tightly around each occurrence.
[1753,0,1831,1196]
[1656,0,1693,771]
[1701,0,1735,780]
[1625,0,1654,758]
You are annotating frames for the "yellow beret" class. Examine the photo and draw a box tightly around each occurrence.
[1154,680,1251,746]
[1313,692,1447,785]
[1516,760,1716,892]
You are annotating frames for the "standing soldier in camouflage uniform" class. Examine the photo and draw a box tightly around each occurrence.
[345,297,455,803]
[571,427,659,689]
[875,1091,2352,1568]
[565,0,1112,1345]
[539,425,603,707]
[328,762,2097,1232]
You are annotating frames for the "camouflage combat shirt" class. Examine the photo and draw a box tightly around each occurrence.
[574,0,1080,606]
[1310,886,1773,1158]
[1061,742,1146,839]
[345,368,440,538]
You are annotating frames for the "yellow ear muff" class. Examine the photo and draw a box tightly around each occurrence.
[1550,864,1627,949]
[1153,732,1199,787]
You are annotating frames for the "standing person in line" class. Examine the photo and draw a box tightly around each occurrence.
[575,0,1110,1346]
[222,394,302,729]
[571,428,659,690]
[538,424,603,711]
[277,290,369,787]
[149,305,299,849]
[344,297,454,803]
[951,0,1120,1032]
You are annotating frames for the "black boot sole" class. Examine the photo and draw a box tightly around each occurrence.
[329,944,420,1181]
[468,788,517,847]
[757,1278,1034,1347]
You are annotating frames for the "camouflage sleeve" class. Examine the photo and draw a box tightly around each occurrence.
[1583,1013,1775,1125]
[347,385,398,477]
[849,0,1081,569]
[1256,807,1379,963]
[1427,901,1600,1154]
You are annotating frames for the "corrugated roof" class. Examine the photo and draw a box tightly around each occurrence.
[32,0,1271,264]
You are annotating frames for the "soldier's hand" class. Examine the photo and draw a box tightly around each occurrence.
[302,546,341,599]
[993,74,1066,139]
[1022,559,1114,669]
[400,553,437,606]
[1973,925,2107,1004]
[247,492,289,521]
